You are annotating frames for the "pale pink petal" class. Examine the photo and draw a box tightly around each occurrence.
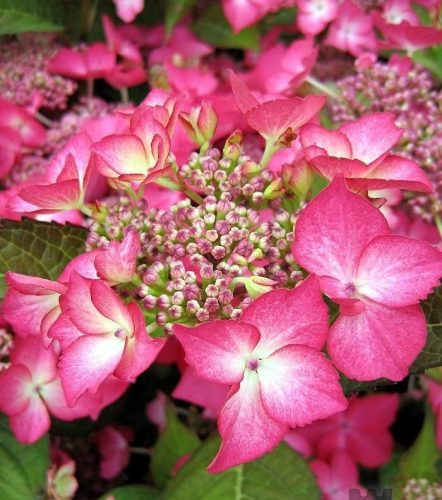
[173,321,260,384]
[0,365,32,415]
[241,276,329,356]
[292,176,389,284]
[328,301,426,381]
[92,134,147,178]
[208,370,287,472]
[59,334,125,406]
[11,336,58,385]
[48,312,84,350]
[339,113,402,164]
[356,235,442,306]
[257,345,347,427]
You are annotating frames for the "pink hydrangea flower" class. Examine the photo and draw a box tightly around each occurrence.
[94,228,141,285]
[325,0,377,56]
[297,0,338,36]
[229,70,324,147]
[0,337,116,443]
[373,14,442,53]
[95,425,133,479]
[92,104,172,185]
[292,177,442,381]
[51,272,165,406]
[302,393,400,468]
[113,0,144,23]
[311,451,367,500]
[0,99,46,148]
[47,43,116,80]
[16,133,95,214]
[300,112,434,193]
[381,0,420,25]
[174,276,347,472]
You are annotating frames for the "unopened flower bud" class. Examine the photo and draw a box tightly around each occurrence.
[264,178,285,200]
[282,159,313,201]
[179,102,218,151]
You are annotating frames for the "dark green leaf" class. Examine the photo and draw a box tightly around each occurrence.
[0,218,87,298]
[163,436,321,499]
[0,416,50,499]
[0,0,64,35]
[192,4,259,50]
[411,285,442,373]
[165,0,196,37]
[151,401,200,487]
[98,485,160,500]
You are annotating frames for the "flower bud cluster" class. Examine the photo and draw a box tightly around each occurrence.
[402,478,442,500]
[87,147,299,331]
[331,62,442,221]
[0,34,77,110]
[0,329,13,373]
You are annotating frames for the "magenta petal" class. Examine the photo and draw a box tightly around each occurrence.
[356,235,442,307]
[228,70,259,114]
[208,371,287,473]
[300,124,352,159]
[10,395,50,444]
[328,301,427,381]
[59,334,125,406]
[18,180,82,212]
[258,345,347,427]
[292,176,389,282]
[241,276,329,355]
[174,321,260,385]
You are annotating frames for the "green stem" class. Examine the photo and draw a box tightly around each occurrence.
[130,447,151,456]
[435,213,442,239]
[34,111,54,127]
[306,75,341,100]
[260,139,278,168]
[183,188,204,205]
[120,87,129,105]
[86,78,94,98]
[156,176,204,205]
[79,204,92,217]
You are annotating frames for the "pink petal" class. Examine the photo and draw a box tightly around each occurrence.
[300,124,352,159]
[114,302,165,381]
[0,365,32,415]
[173,321,260,385]
[309,157,373,180]
[58,250,101,283]
[258,345,347,427]
[10,395,50,444]
[292,176,389,284]
[48,312,84,350]
[59,334,125,406]
[241,276,329,356]
[328,301,426,381]
[363,155,434,193]
[228,70,259,114]
[339,112,402,164]
[18,179,82,212]
[92,134,147,178]
[47,49,87,79]
[356,235,442,306]
[63,273,121,335]
[90,280,134,333]
[348,393,400,433]
[208,371,287,472]
[172,367,229,417]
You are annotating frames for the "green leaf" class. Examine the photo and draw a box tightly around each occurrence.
[98,485,160,500]
[0,416,50,499]
[165,0,196,38]
[151,401,200,488]
[192,4,259,50]
[163,436,321,499]
[395,408,442,500]
[0,0,64,35]
[413,47,442,81]
[411,285,442,373]
[0,218,87,298]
